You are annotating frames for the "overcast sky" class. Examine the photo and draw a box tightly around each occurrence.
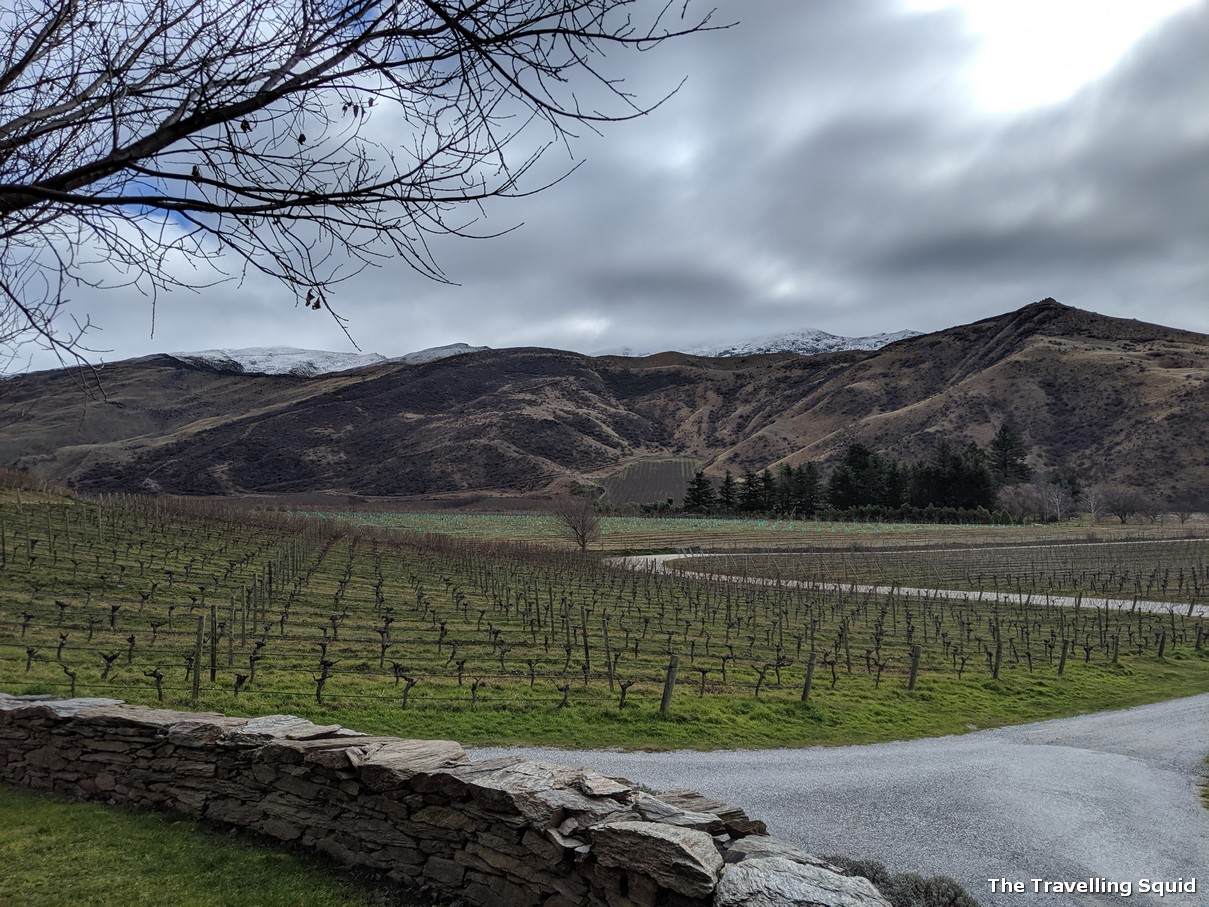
[15,0,1209,372]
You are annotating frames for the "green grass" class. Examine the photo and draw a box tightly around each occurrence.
[1202,757,1209,809]
[306,507,1209,553]
[9,651,1205,752]
[314,656,1209,750]
[0,784,423,906]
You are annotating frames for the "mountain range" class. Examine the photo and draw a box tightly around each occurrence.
[3,299,1206,504]
[167,342,490,377]
[163,327,919,378]
[594,328,921,359]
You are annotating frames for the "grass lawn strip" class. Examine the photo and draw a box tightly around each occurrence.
[0,783,424,906]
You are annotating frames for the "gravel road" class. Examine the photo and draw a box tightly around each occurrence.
[471,693,1209,907]
[610,553,1208,618]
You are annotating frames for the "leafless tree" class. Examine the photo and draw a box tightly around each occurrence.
[1077,485,1107,522]
[550,493,601,551]
[1038,481,1074,523]
[1103,486,1145,525]
[1136,495,1165,525]
[0,0,719,369]
[996,483,1043,524]
[1166,490,1208,525]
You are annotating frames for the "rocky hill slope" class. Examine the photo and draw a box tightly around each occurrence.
[3,300,1206,500]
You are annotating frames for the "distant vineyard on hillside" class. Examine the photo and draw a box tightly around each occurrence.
[599,458,700,505]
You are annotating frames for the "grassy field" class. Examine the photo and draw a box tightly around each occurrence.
[0,783,421,906]
[2,485,1206,752]
[295,507,1202,553]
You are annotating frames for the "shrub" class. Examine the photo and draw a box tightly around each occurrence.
[825,856,981,907]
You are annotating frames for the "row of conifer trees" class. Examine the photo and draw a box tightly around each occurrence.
[677,425,1032,519]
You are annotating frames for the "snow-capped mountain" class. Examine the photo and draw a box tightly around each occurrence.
[686,328,921,357]
[165,328,915,375]
[393,342,489,365]
[168,343,488,377]
[596,327,920,359]
[168,347,388,376]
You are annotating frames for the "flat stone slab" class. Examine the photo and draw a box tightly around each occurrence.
[592,820,723,898]
[723,835,844,873]
[222,714,367,745]
[659,788,767,835]
[351,739,470,790]
[166,717,251,747]
[715,857,892,907]
[0,695,125,718]
[634,791,724,833]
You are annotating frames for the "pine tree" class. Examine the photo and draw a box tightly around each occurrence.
[682,471,718,514]
[989,424,1031,486]
[909,440,996,510]
[882,460,907,508]
[759,469,776,513]
[739,468,762,513]
[828,444,887,510]
[959,443,997,510]
[790,463,822,516]
[775,463,795,513]
[719,470,738,513]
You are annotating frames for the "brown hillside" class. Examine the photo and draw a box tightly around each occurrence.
[2,300,1206,500]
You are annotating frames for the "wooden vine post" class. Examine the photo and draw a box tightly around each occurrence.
[191,617,203,705]
[660,655,679,716]
[602,614,615,692]
[209,602,218,682]
[801,652,816,702]
[908,644,921,691]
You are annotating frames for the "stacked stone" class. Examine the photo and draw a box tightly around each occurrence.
[0,694,889,907]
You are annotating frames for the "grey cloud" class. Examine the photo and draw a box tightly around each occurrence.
[14,0,1209,372]
[857,3,1208,315]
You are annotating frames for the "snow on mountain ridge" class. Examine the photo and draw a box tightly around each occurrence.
[168,347,387,377]
[168,329,917,375]
[394,343,490,364]
[686,328,921,357]
[169,343,489,376]
[595,327,921,358]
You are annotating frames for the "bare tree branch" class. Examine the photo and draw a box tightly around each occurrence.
[0,0,723,365]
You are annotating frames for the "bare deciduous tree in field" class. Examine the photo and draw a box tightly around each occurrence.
[1167,490,1209,525]
[1038,481,1074,523]
[996,483,1043,524]
[1078,486,1107,522]
[1103,486,1146,525]
[0,0,717,367]
[550,493,601,551]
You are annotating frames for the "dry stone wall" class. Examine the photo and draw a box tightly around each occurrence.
[0,694,890,907]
